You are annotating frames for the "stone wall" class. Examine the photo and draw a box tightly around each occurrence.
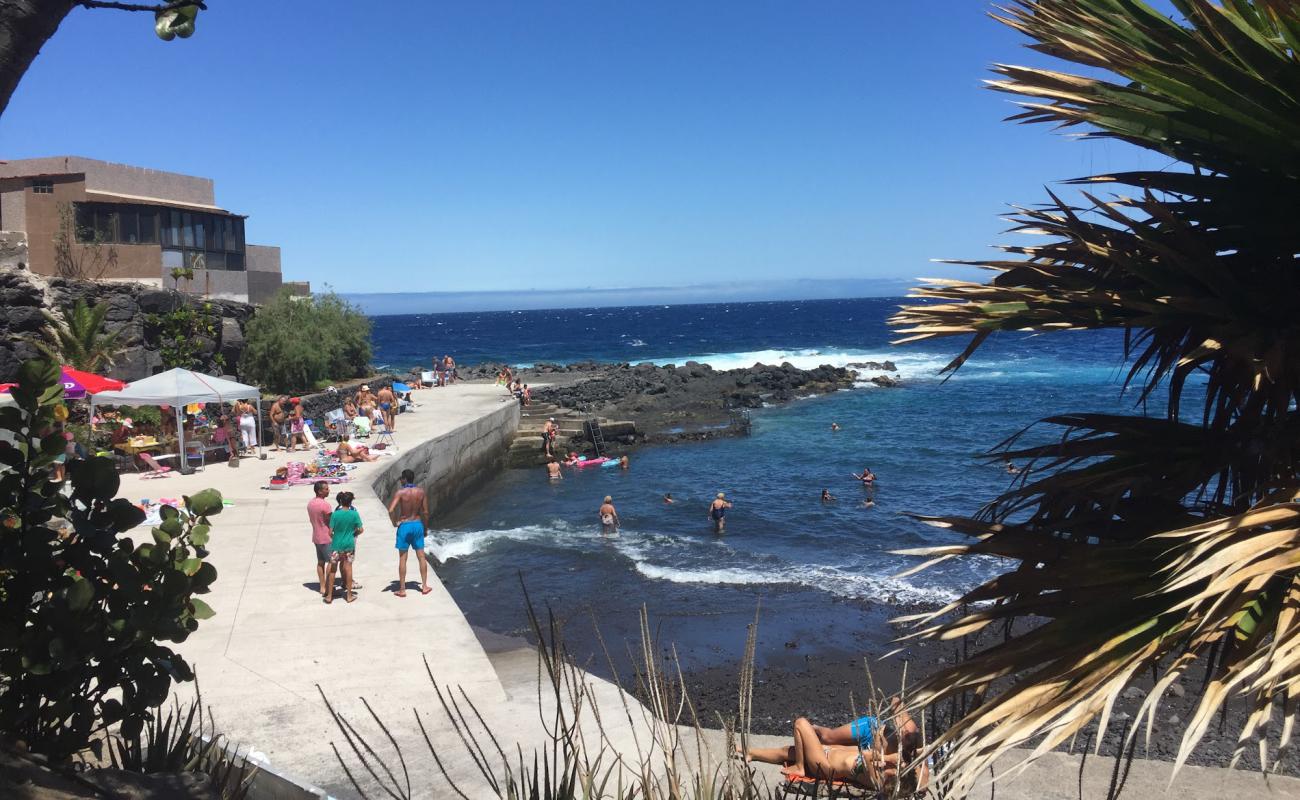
[370,399,519,520]
[0,264,254,383]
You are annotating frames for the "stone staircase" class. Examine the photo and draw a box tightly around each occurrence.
[507,401,635,468]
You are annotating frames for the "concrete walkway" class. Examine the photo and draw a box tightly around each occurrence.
[121,384,527,797]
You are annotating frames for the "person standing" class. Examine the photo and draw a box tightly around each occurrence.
[387,468,432,597]
[376,384,397,431]
[269,396,287,452]
[307,481,333,597]
[598,495,620,535]
[324,491,363,604]
[542,419,557,457]
[546,457,562,480]
[237,399,258,453]
[708,492,733,534]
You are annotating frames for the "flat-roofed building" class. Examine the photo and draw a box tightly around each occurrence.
[0,156,301,305]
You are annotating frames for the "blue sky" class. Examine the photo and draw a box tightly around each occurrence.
[1,1,1168,298]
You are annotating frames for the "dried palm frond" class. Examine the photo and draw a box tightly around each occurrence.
[887,0,1300,795]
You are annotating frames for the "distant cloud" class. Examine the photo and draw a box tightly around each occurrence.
[345,278,914,316]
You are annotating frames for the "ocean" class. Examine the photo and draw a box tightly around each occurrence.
[370,298,1137,673]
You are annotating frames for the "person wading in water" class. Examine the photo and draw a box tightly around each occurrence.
[708,492,733,534]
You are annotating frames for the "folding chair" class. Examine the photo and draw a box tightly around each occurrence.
[302,421,321,450]
[372,416,397,450]
[324,408,350,442]
[184,441,205,472]
[420,371,436,388]
[137,452,173,478]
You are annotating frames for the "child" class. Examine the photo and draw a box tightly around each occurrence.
[324,491,363,604]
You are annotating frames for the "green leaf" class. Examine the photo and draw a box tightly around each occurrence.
[179,558,202,576]
[152,527,172,545]
[186,489,223,517]
[189,598,216,620]
[66,576,94,611]
[189,525,210,547]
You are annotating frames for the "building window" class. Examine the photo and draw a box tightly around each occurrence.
[30,180,53,194]
[72,201,245,270]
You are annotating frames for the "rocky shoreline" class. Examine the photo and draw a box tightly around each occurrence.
[457,359,901,445]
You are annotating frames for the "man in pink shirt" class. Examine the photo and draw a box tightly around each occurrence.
[307,481,333,597]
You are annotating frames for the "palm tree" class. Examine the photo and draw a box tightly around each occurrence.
[889,0,1300,794]
[33,299,124,373]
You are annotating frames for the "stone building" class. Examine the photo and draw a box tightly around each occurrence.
[0,156,303,305]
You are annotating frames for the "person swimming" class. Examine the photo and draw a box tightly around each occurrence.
[821,489,835,502]
[664,493,675,504]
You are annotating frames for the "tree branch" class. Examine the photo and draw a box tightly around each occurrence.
[78,0,206,12]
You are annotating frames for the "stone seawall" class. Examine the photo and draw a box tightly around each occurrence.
[370,398,520,519]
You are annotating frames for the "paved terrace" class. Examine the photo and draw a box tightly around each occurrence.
[118,383,548,797]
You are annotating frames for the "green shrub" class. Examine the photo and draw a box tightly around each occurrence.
[0,360,221,760]
[240,290,371,394]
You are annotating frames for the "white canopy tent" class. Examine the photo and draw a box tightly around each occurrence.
[90,368,264,469]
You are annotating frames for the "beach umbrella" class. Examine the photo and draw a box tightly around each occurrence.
[60,367,127,397]
[0,368,126,400]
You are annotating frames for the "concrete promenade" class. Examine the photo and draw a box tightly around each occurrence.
[120,383,531,797]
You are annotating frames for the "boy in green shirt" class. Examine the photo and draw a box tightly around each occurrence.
[324,491,363,604]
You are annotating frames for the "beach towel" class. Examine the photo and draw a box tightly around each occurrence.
[779,768,876,798]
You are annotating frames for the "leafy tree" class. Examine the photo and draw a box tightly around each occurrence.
[240,289,372,394]
[0,1,207,119]
[890,0,1300,793]
[0,359,222,760]
[33,298,125,372]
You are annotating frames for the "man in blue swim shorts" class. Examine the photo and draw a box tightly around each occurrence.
[387,468,431,597]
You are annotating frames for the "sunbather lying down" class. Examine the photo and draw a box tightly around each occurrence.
[743,698,928,795]
[336,441,376,463]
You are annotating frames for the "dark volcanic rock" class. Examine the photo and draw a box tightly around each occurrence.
[527,359,868,445]
[0,267,257,384]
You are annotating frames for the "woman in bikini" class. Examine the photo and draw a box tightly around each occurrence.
[336,440,377,463]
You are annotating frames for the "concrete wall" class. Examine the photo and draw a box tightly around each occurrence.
[189,267,251,303]
[247,270,283,306]
[0,156,216,207]
[372,400,520,519]
[246,243,281,272]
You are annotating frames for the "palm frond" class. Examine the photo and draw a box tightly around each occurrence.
[889,0,1300,793]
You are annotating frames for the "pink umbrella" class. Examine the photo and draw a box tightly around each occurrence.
[0,368,127,400]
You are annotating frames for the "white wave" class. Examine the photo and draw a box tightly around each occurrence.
[628,339,648,347]
[426,521,594,561]
[632,560,961,607]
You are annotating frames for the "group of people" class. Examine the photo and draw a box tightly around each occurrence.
[307,468,435,603]
[594,491,734,536]
[433,355,458,387]
[742,696,928,794]
[341,383,399,433]
[268,396,310,452]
